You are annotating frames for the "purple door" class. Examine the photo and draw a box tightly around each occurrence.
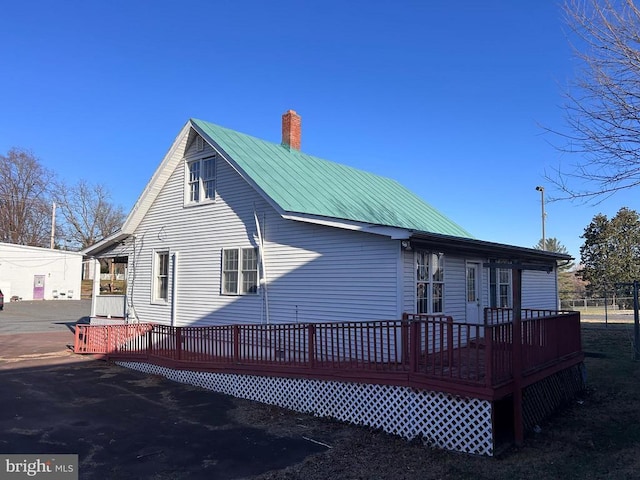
[33,275,45,300]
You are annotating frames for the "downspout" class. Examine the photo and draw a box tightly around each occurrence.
[254,211,269,325]
[127,235,138,323]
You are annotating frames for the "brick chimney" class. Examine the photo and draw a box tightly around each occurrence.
[281,109,301,150]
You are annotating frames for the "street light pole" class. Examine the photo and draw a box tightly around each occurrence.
[535,186,545,250]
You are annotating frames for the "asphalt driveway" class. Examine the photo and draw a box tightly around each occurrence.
[0,299,91,335]
[0,301,328,479]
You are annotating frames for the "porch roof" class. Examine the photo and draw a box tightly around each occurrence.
[409,231,572,263]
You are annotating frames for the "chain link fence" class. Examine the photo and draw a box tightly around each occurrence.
[560,296,636,311]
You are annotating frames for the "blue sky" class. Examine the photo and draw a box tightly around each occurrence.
[1,1,637,261]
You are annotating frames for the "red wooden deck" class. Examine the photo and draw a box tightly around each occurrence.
[74,309,583,401]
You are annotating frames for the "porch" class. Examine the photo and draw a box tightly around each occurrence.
[74,309,582,394]
[74,309,583,455]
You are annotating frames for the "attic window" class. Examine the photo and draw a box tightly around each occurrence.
[186,155,216,204]
[196,136,204,152]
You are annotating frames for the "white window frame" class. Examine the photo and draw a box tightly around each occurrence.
[222,247,259,295]
[185,154,216,205]
[152,250,170,304]
[489,262,512,308]
[415,251,445,314]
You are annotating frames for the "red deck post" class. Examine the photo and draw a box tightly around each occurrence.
[107,325,113,354]
[410,320,419,374]
[176,327,182,361]
[447,316,454,367]
[308,323,316,368]
[74,325,81,353]
[233,325,240,363]
[401,313,409,366]
[512,268,524,446]
[484,324,493,387]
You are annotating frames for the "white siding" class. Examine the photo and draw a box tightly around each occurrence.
[522,269,559,310]
[125,136,401,326]
[0,243,82,301]
[480,265,490,312]
[401,249,414,314]
[264,218,399,324]
[443,256,466,321]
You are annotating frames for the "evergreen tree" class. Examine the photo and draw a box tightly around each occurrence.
[579,207,640,296]
[533,237,575,272]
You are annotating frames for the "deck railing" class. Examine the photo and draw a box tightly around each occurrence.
[485,308,583,385]
[74,309,583,399]
[74,323,152,356]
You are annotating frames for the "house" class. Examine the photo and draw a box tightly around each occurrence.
[0,242,82,301]
[79,111,583,456]
[83,110,569,325]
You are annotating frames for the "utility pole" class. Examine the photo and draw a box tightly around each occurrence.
[535,186,546,249]
[50,202,56,249]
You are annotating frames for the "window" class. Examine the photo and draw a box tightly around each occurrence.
[466,265,477,302]
[416,251,444,314]
[153,251,169,302]
[222,248,258,295]
[186,155,216,204]
[490,263,512,308]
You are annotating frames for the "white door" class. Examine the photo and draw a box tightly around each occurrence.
[466,262,481,324]
[33,275,45,300]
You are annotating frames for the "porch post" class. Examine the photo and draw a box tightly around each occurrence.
[512,268,524,446]
[91,258,100,318]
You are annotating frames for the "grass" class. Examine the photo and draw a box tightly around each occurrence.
[517,324,640,479]
[480,323,640,479]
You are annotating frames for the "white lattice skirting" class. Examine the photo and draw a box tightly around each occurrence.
[116,361,494,456]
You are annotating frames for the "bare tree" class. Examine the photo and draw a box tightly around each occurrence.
[0,148,54,247]
[549,0,640,200]
[54,180,126,250]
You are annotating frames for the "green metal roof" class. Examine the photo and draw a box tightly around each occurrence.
[193,118,473,238]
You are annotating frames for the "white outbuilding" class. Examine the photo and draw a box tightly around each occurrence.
[0,242,82,301]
